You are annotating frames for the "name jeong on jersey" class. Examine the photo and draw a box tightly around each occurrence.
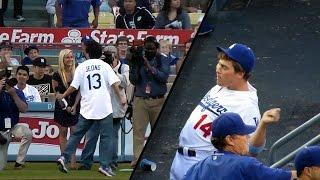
[86,65,101,72]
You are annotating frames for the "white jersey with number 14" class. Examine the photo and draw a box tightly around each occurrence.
[179,83,261,152]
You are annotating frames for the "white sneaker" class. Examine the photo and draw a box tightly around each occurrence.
[98,166,116,177]
[57,156,68,173]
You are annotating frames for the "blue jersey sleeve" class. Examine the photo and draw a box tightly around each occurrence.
[16,88,27,104]
[244,157,291,180]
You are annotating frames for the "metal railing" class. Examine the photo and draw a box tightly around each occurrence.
[268,113,320,168]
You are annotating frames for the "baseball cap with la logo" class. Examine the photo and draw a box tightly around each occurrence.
[216,43,255,73]
[33,57,47,67]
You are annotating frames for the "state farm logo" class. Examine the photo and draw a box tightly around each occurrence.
[61,29,83,44]
[0,28,186,45]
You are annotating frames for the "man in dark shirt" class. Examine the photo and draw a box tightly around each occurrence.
[115,0,155,29]
[27,57,53,94]
[129,36,170,167]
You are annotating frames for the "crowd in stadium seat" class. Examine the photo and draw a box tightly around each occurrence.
[0,0,207,175]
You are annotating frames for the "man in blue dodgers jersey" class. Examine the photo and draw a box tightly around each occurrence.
[170,43,280,179]
[184,111,297,180]
[55,0,101,28]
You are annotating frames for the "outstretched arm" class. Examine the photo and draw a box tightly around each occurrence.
[249,108,281,155]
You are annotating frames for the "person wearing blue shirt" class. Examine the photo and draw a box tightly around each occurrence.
[55,0,101,28]
[184,110,297,180]
[294,146,320,180]
[0,63,29,170]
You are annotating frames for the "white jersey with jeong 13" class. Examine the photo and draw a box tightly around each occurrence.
[179,83,261,152]
[71,59,120,120]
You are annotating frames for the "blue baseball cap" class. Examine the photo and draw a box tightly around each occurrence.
[216,43,255,73]
[294,146,320,176]
[212,112,256,137]
[81,35,94,44]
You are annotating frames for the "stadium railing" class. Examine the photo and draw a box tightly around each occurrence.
[268,113,320,168]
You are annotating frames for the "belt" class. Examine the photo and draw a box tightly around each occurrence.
[138,95,164,99]
[177,147,196,157]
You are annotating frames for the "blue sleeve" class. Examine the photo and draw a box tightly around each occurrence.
[153,56,170,83]
[244,157,291,180]
[184,164,199,180]
[16,89,27,104]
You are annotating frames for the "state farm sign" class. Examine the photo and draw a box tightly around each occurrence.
[0,28,193,45]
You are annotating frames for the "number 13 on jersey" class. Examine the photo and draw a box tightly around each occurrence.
[193,114,212,138]
[87,73,101,90]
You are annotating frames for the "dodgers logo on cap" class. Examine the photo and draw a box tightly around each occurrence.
[216,43,255,73]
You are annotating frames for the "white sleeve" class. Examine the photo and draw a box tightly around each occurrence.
[70,65,82,89]
[105,64,120,87]
[242,106,261,127]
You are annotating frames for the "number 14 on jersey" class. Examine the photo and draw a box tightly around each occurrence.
[193,114,212,138]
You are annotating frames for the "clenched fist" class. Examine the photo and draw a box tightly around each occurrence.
[261,108,281,124]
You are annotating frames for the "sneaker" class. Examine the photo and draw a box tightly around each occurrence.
[15,15,25,22]
[98,166,116,177]
[198,24,214,36]
[14,162,25,169]
[78,165,91,170]
[57,156,68,173]
[110,163,119,171]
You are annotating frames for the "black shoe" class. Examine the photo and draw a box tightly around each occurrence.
[14,162,25,169]
[110,163,119,171]
[78,165,91,170]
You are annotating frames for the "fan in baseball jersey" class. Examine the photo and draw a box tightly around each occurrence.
[170,43,266,180]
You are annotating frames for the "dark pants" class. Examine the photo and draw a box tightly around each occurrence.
[0,0,23,26]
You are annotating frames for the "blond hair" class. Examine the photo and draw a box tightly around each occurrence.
[58,49,75,88]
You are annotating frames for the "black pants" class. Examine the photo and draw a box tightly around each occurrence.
[0,0,23,26]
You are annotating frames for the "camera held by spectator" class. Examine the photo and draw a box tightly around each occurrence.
[101,51,114,66]
[129,40,145,67]
[0,66,17,91]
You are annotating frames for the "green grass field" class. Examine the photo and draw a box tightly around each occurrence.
[0,162,132,180]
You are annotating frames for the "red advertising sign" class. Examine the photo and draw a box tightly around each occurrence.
[0,28,193,45]
[19,117,85,149]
